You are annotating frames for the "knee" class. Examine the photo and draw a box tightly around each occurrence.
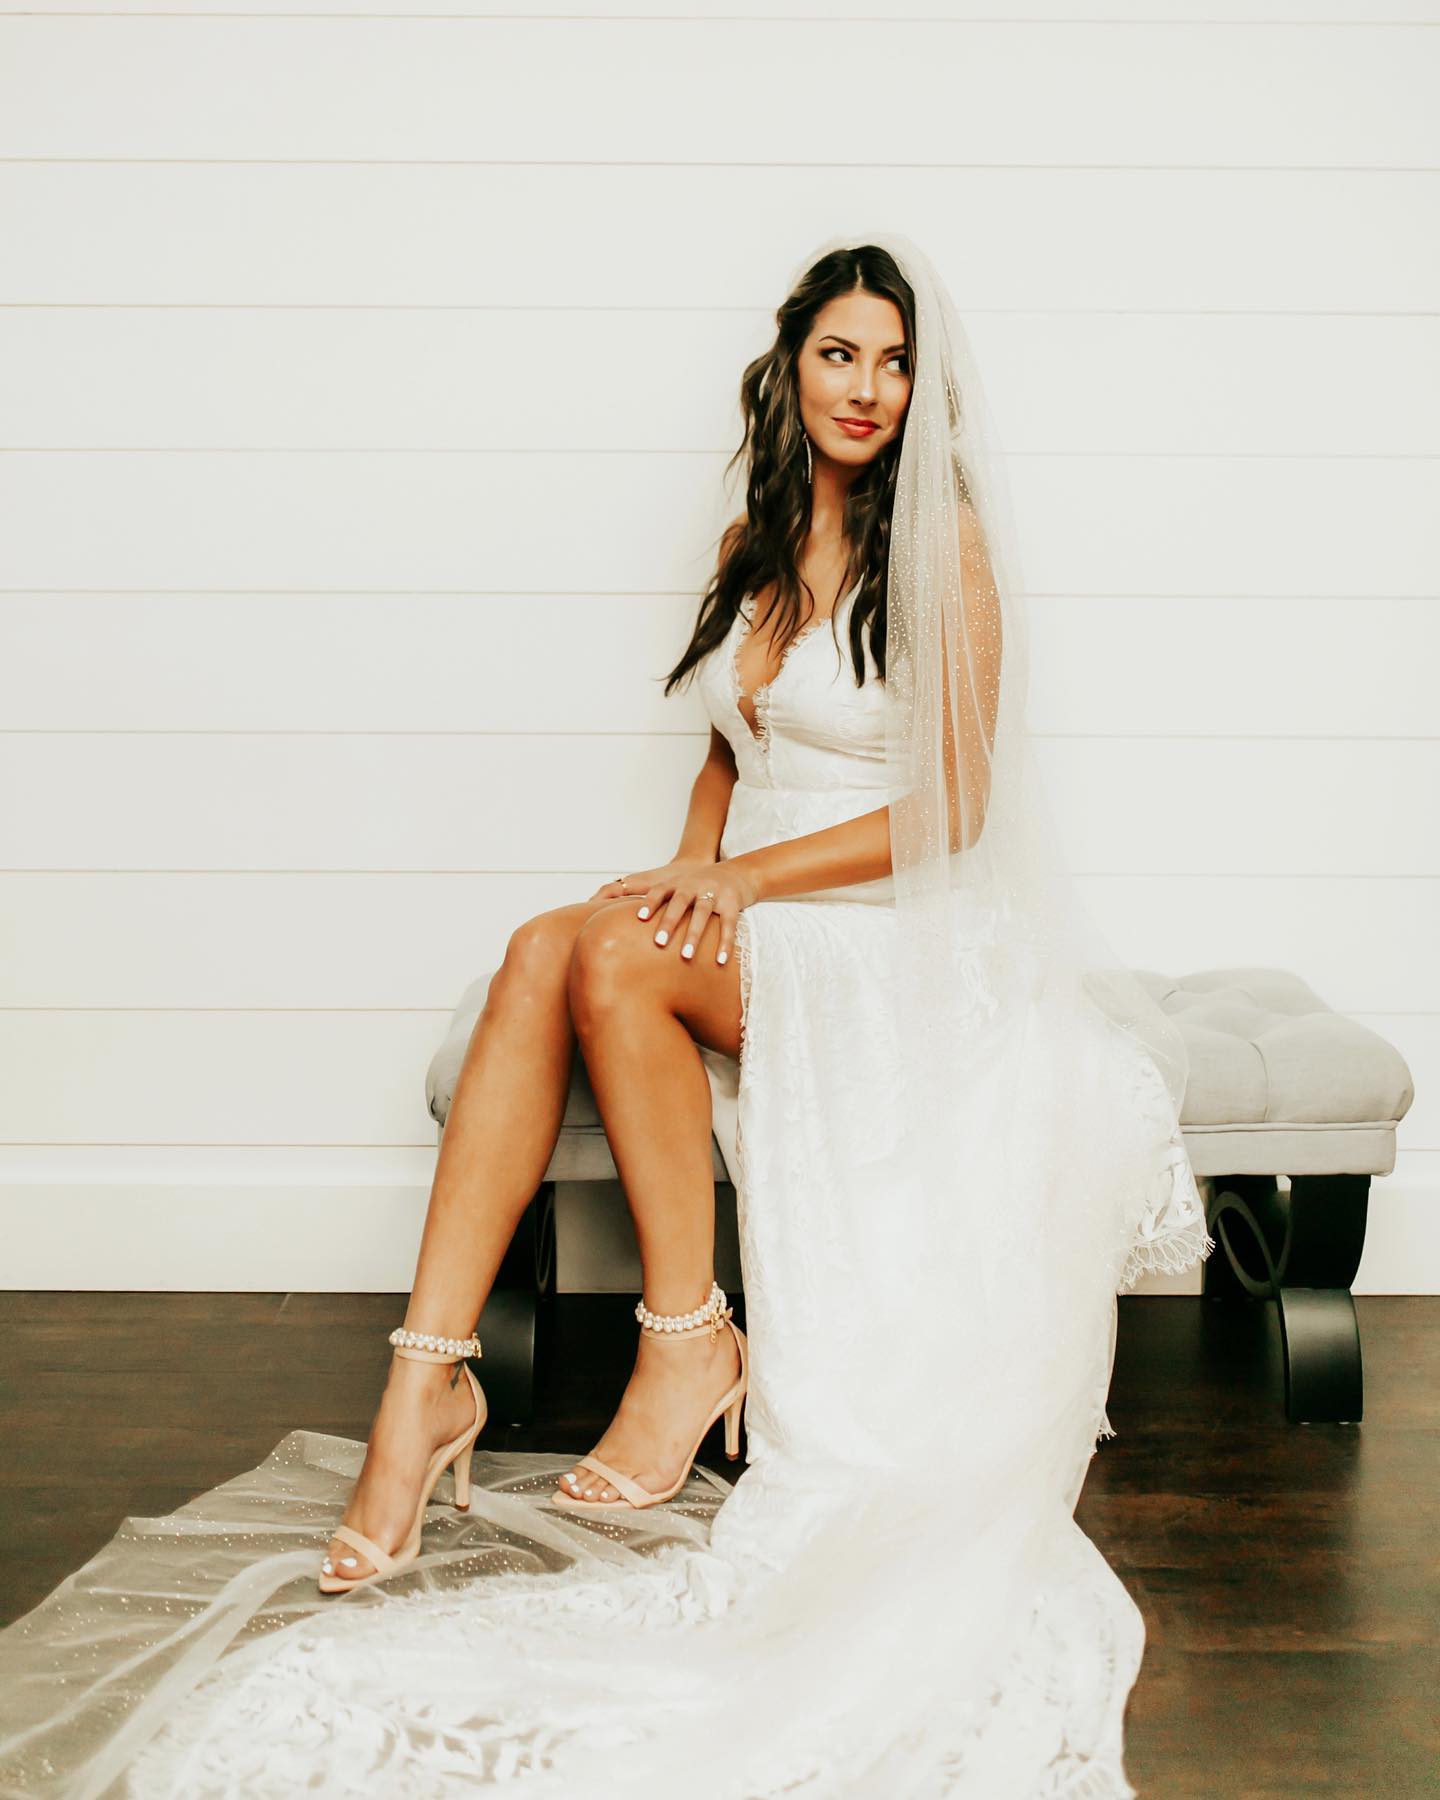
[567,910,648,1025]
[494,910,577,1006]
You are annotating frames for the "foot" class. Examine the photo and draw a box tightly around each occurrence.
[555,1323,743,1506]
[322,1355,480,1581]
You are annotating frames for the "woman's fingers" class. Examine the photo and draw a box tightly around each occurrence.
[680,896,716,960]
[627,875,738,965]
[649,890,693,947]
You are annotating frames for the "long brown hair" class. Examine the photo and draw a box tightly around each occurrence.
[661,244,917,699]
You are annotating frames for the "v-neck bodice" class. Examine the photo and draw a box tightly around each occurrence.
[691,573,903,903]
[696,574,895,792]
[730,576,864,737]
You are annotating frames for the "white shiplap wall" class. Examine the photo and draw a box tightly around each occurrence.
[1,2,1436,1294]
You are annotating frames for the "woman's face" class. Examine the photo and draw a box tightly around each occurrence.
[796,290,912,470]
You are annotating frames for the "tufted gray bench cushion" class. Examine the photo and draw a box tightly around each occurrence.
[1132,967,1413,1179]
[426,964,1414,1426]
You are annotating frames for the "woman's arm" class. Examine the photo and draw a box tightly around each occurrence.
[725,805,892,901]
[674,727,739,861]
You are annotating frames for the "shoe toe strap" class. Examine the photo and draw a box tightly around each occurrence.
[573,1456,657,1509]
[331,1523,397,1574]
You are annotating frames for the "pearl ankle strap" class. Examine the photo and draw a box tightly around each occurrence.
[388,1326,482,1361]
[635,1280,733,1344]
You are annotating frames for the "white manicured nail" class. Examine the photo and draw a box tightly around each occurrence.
[655,930,668,946]
[637,906,650,919]
[718,950,728,964]
[681,943,693,959]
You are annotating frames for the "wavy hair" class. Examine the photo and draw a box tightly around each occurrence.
[661,244,918,699]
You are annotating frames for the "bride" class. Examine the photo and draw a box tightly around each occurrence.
[0,232,1212,1798]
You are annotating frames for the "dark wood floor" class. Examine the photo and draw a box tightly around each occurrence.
[1,1292,1435,1795]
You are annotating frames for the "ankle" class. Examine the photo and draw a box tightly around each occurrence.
[387,1353,468,1398]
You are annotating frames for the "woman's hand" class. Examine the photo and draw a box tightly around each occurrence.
[589,858,760,966]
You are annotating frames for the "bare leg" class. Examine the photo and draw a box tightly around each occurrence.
[323,894,639,1578]
[555,900,747,1505]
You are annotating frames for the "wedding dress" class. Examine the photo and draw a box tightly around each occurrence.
[0,565,1212,1799]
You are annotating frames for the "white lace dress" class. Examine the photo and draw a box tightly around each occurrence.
[0,580,1212,1799]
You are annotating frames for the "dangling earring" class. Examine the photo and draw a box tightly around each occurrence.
[802,435,813,482]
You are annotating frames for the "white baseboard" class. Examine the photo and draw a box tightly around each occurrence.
[0,1170,1434,1295]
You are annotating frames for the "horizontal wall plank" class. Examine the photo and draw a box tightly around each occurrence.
[2,593,1433,737]
[0,733,694,872]
[3,311,1436,458]
[0,1010,448,1143]
[3,166,1435,313]
[0,453,1433,598]
[3,19,1434,166]
[0,592,706,733]
[8,3,1439,24]
[0,734,1433,875]
[0,1005,1429,1148]
[1,872,1435,1014]
[0,449,720,595]
[0,870,589,1008]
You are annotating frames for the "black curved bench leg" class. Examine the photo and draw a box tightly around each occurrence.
[1203,1171,1369,1425]
[1276,1285,1363,1425]
[473,1181,558,1427]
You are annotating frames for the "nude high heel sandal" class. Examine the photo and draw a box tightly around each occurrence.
[550,1280,748,1514]
[318,1326,488,1595]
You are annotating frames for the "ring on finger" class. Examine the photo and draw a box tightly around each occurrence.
[681,890,718,961]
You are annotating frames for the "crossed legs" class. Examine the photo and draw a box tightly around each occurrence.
[322,892,745,1575]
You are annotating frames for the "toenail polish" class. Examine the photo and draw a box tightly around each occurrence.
[339,1556,359,1568]
[321,1559,333,1573]
[584,1488,595,1497]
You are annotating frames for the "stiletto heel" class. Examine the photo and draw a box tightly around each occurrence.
[723,1387,745,1460]
[318,1326,487,1595]
[551,1281,748,1514]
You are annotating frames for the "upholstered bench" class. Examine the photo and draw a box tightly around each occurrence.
[426,965,1414,1428]
[1137,968,1413,1425]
